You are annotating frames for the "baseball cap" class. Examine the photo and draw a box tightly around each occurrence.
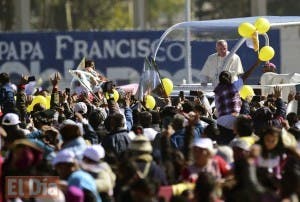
[230,138,251,151]
[193,138,215,155]
[52,150,76,166]
[74,102,88,114]
[83,145,105,162]
[2,113,21,126]
[80,145,106,173]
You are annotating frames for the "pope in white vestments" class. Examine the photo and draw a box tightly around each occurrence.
[200,40,244,85]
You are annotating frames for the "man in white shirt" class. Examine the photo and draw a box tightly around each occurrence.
[200,40,244,85]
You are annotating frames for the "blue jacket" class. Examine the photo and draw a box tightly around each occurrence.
[124,107,133,131]
[171,126,203,152]
[62,137,87,160]
[27,130,55,158]
[102,129,131,157]
[170,129,186,151]
[82,122,99,144]
[240,99,251,115]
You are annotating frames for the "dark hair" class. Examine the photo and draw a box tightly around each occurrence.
[203,124,220,141]
[170,195,189,202]
[194,172,217,202]
[234,115,253,137]
[287,112,298,127]
[139,111,152,128]
[281,156,300,198]
[104,114,113,132]
[88,110,104,129]
[111,113,124,130]
[132,109,140,126]
[172,114,185,131]
[194,104,208,116]
[60,124,82,143]
[260,127,283,158]
[0,73,10,84]
[182,100,194,113]
[219,71,231,85]
[252,107,274,135]
[150,110,160,125]
[85,60,95,68]
[3,128,26,145]
[32,103,46,113]
[131,178,159,199]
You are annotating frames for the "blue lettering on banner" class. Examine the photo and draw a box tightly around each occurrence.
[0,30,280,88]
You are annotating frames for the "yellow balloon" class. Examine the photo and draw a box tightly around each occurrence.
[105,89,119,102]
[27,95,47,112]
[259,46,275,61]
[238,22,256,38]
[162,78,173,96]
[145,95,156,110]
[254,17,270,34]
[239,85,255,100]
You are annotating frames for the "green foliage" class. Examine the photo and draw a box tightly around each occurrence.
[194,0,300,20]
[2,0,185,31]
[8,0,300,31]
[0,0,14,30]
[194,0,251,20]
[268,0,300,15]
[147,0,185,29]
[31,0,130,30]
[108,2,133,30]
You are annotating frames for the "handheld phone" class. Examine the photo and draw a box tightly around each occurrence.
[252,95,261,103]
[65,88,71,95]
[179,91,184,99]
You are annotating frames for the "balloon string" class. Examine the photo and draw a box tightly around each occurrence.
[262,33,269,46]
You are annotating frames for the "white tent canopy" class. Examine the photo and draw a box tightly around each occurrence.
[154,16,300,59]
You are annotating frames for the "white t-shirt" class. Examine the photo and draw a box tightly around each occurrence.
[143,128,158,141]
[200,52,244,86]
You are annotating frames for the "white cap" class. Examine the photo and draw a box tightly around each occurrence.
[52,150,76,166]
[2,113,21,126]
[193,138,215,155]
[74,102,88,114]
[230,138,251,152]
[61,119,77,126]
[83,145,105,162]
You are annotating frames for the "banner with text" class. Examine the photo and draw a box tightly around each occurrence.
[0,30,280,88]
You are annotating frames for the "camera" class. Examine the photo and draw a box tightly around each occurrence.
[28,76,36,82]
[65,88,70,95]
[179,91,184,99]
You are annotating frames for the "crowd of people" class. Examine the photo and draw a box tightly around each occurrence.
[0,50,300,202]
